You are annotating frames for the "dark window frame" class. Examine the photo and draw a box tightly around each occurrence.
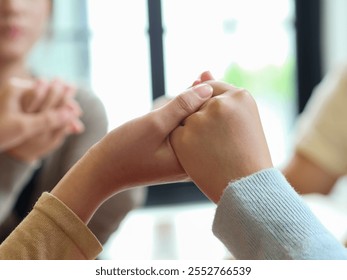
[295,0,322,113]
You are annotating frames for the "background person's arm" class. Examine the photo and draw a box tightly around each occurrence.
[283,66,347,195]
[283,151,338,195]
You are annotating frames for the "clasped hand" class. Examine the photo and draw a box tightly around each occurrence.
[69,72,273,206]
[3,79,84,163]
[50,72,273,223]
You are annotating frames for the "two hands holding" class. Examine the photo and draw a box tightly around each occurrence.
[3,72,347,261]
[51,71,273,223]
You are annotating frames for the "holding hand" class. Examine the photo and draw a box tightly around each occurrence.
[51,83,213,222]
[170,81,273,203]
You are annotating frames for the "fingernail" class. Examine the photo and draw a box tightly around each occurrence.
[193,83,213,98]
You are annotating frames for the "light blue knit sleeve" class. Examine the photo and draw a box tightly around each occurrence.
[212,168,347,259]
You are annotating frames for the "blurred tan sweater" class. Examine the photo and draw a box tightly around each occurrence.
[0,192,102,260]
[295,64,347,176]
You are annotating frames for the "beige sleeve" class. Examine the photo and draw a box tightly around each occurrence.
[0,192,102,260]
[295,66,347,176]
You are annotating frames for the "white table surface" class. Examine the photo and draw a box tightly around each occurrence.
[100,178,347,260]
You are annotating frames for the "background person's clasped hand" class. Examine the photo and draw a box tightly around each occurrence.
[0,79,81,152]
[6,79,84,163]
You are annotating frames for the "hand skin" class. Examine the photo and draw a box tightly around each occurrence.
[0,80,76,151]
[51,83,213,223]
[6,79,84,163]
[170,81,273,203]
[283,151,338,195]
[152,71,215,110]
[192,70,215,86]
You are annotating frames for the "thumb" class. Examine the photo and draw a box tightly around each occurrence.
[156,83,213,132]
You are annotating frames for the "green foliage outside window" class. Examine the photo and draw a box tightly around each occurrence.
[223,58,295,100]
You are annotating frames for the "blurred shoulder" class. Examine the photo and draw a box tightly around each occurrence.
[76,86,106,114]
[74,85,108,124]
[75,86,104,107]
[323,63,347,89]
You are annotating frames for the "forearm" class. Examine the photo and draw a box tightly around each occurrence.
[50,90,110,223]
[50,148,110,223]
[213,168,347,260]
[282,152,338,195]
[50,136,131,224]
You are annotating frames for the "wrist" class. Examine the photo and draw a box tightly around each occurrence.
[50,147,124,223]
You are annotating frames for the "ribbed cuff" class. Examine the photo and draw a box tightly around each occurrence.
[212,168,346,259]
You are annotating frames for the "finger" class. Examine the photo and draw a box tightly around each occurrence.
[9,77,35,89]
[200,70,214,82]
[155,83,213,133]
[25,80,49,113]
[39,79,65,110]
[191,79,201,87]
[55,83,77,109]
[68,119,85,134]
[23,108,73,138]
[205,80,243,96]
[64,97,83,117]
[64,83,77,98]
[190,71,214,87]
[0,81,19,111]
[6,78,35,112]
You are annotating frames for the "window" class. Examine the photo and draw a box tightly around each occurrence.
[29,0,301,206]
[87,0,152,130]
[162,0,296,167]
[147,0,297,205]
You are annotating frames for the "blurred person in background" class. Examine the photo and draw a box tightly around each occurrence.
[282,65,347,245]
[283,65,347,198]
[0,0,145,246]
